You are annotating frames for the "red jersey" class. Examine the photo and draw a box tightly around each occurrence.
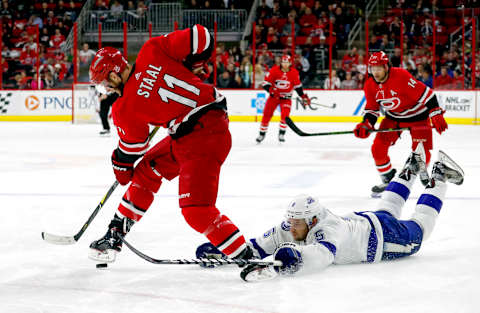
[363,67,434,122]
[262,65,302,99]
[112,25,221,157]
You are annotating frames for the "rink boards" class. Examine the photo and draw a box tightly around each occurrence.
[0,89,478,125]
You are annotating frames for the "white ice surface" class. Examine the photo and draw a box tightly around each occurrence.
[1,121,479,313]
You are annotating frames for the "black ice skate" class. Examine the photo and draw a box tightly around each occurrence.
[89,214,134,263]
[232,245,255,267]
[278,129,286,143]
[256,131,266,144]
[371,169,397,198]
[429,150,464,186]
[99,129,111,136]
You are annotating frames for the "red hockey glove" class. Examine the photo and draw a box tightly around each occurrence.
[111,150,134,185]
[269,86,279,98]
[429,107,448,134]
[354,120,374,139]
[300,94,311,107]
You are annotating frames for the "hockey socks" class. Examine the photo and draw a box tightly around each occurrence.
[182,206,247,258]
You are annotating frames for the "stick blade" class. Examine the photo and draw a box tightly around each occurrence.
[41,232,77,245]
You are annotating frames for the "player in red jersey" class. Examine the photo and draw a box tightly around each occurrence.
[87,24,253,263]
[256,55,310,143]
[354,51,448,196]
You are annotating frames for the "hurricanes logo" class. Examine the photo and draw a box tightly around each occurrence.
[25,95,40,111]
[378,97,401,110]
[275,80,291,89]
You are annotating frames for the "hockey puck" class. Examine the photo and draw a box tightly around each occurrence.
[96,263,108,269]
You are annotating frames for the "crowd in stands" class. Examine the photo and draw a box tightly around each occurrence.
[208,0,479,89]
[1,0,84,89]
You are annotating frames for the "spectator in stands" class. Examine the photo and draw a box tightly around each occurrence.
[282,13,299,37]
[373,19,389,38]
[299,7,317,31]
[356,72,365,88]
[419,69,433,88]
[30,73,44,90]
[218,70,233,88]
[111,0,124,18]
[369,36,381,51]
[451,70,464,89]
[79,43,96,66]
[268,35,283,50]
[257,0,272,20]
[421,19,433,39]
[50,29,65,49]
[29,14,43,29]
[354,54,367,75]
[435,66,454,89]
[44,71,56,89]
[254,63,265,89]
[341,46,359,73]
[65,1,78,21]
[340,71,357,89]
[379,34,394,51]
[323,69,341,89]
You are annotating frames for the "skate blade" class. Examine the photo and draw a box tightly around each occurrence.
[88,249,117,263]
[438,150,465,176]
[371,192,382,199]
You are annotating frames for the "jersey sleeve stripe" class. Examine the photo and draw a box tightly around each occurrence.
[261,81,271,86]
[249,238,270,259]
[192,25,199,54]
[119,138,149,149]
[293,83,302,89]
[364,110,380,117]
[118,145,149,155]
[201,26,210,53]
[317,241,337,256]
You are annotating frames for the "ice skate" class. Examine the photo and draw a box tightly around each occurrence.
[430,150,464,186]
[371,169,397,198]
[89,214,134,263]
[256,131,266,144]
[399,144,429,184]
[99,129,111,136]
[278,129,286,143]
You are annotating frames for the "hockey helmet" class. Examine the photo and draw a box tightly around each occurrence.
[281,54,292,64]
[89,47,128,85]
[285,194,327,228]
[368,51,389,66]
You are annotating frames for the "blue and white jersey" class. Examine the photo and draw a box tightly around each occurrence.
[249,209,385,271]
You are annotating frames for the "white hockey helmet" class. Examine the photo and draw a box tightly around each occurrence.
[285,194,326,228]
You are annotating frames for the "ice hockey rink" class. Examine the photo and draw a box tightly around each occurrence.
[1,121,479,313]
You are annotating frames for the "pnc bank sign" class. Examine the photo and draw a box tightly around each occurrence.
[24,94,96,112]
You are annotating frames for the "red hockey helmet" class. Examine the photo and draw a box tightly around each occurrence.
[281,54,292,64]
[368,51,389,66]
[89,47,128,85]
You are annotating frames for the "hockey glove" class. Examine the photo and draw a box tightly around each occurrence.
[192,61,210,81]
[429,107,448,134]
[269,86,280,98]
[111,149,134,185]
[354,119,374,139]
[300,94,311,107]
[273,242,303,275]
[195,242,226,268]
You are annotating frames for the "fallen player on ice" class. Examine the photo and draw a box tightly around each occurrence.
[196,149,464,282]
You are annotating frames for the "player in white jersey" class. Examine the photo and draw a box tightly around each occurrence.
[196,148,464,281]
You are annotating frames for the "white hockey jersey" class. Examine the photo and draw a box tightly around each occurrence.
[249,210,385,272]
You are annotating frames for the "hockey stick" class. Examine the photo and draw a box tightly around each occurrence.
[41,126,161,245]
[119,234,283,267]
[285,117,409,137]
[310,101,336,109]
